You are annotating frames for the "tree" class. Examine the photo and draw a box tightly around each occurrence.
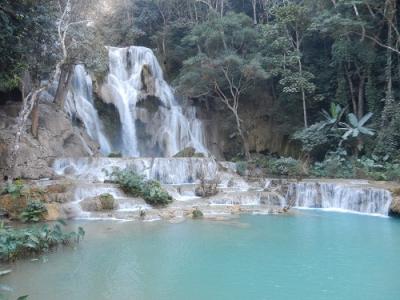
[53,0,106,108]
[339,112,374,156]
[262,3,315,128]
[177,13,267,159]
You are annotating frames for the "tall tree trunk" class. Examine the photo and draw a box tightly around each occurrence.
[295,30,308,128]
[31,100,40,138]
[345,67,357,114]
[297,58,308,128]
[382,0,395,126]
[357,74,366,118]
[233,111,251,160]
[251,0,257,25]
[54,63,73,109]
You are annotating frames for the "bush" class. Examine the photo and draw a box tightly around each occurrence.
[142,180,173,207]
[385,163,400,182]
[293,122,339,160]
[236,161,248,176]
[19,201,47,223]
[268,157,305,177]
[108,152,122,158]
[0,221,85,262]
[99,193,115,210]
[1,180,24,199]
[310,149,354,178]
[111,167,146,197]
[111,168,173,207]
[173,147,205,157]
[192,208,204,219]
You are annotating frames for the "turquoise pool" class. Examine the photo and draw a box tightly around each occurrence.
[2,211,400,300]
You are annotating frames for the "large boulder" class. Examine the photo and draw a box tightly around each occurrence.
[80,193,118,211]
[0,194,28,219]
[195,180,218,197]
[0,101,99,179]
[44,203,66,221]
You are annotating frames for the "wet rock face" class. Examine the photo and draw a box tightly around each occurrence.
[0,101,99,180]
[389,192,400,217]
[140,64,156,96]
[195,180,218,197]
[197,94,298,160]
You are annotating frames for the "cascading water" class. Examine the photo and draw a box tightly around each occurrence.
[100,46,207,157]
[60,54,394,219]
[285,181,393,216]
[65,65,111,154]
[53,157,219,184]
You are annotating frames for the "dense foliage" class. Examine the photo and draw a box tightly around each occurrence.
[111,167,172,207]
[19,200,47,223]
[1,180,24,199]
[245,153,400,181]
[1,0,400,177]
[0,221,85,262]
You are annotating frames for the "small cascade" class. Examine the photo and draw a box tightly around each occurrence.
[53,157,219,184]
[65,65,111,154]
[286,182,393,216]
[209,193,261,206]
[100,46,207,157]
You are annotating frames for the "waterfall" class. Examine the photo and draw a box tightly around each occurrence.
[53,157,219,184]
[65,65,111,154]
[100,46,207,157]
[285,182,392,216]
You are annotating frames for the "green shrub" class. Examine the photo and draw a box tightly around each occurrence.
[111,167,145,197]
[142,180,173,207]
[111,168,172,207]
[293,122,340,160]
[99,194,115,210]
[19,201,47,223]
[268,157,305,177]
[192,208,204,219]
[0,221,85,262]
[1,180,24,199]
[310,149,355,178]
[108,152,122,158]
[384,163,400,182]
[236,161,248,176]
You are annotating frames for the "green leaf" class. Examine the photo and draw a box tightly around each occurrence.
[359,127,374,136]
[358,112,373,127]
[348,113,358,128]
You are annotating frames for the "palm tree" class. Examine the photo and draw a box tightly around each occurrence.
[339,112,375,155]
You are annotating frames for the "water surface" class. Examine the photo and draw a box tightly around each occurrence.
[2,211,400,300]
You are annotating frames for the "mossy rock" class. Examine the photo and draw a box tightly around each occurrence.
[80,194,117,211]
[0,194,28,219]
[192,208,204,219]
[137,95,164,114]
[99,193,116,210]
[108,152,122,158]
[174,147,205,158]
